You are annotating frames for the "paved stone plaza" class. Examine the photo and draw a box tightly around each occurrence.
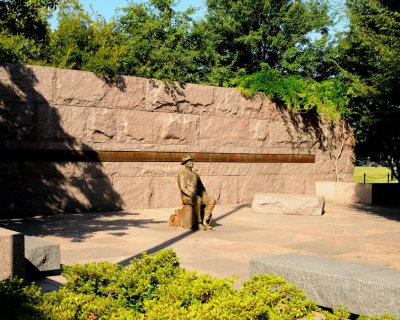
[1,202,399,293]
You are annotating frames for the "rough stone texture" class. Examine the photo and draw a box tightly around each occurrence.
[112,177,153,209]
[250,119,269,147]
[155,113,199,145]
[252,193,325,215]
[199,116,250,147]
[117,110,155,144]
[25,236,60,272]
[175,83,215,114]
[0,227,25,280]
[87,107,117,142]
[2,102,38,140]
[0,64,55,103]
[146,79,178,112]
[55,68,109,106]
[38,104,87,140]
[107,76,146,110]
[0,64,355,215]
[250,254,400,317]
[152,177,181,208]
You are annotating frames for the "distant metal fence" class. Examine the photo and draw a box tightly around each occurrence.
[354,173,398,183]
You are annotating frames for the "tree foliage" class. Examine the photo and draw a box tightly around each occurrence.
[233,65,350,120]
[46,0,126,81]
[0,0,58,63]
[339,0,400,179]
[0,0,57,41]
[116,0,203,84]
[201,0,336,85]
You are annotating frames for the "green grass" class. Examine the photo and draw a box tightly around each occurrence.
[353,166,398,183]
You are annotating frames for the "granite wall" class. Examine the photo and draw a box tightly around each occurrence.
[0,64,354,216]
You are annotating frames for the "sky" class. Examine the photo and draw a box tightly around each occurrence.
[49,0,347,32]
[49,0,206,29]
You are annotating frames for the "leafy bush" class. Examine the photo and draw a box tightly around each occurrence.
[116,249,181,311]
[0,277,42,320]
[38,288,139,320]
[232,65,351,121]
[1,249,398,319]
[62,261,122,297]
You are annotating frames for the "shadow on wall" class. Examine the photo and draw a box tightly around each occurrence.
[272,101,352,152]
[0,64,123,218]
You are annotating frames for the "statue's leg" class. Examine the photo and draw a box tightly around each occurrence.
[194,196,205,230]
[202,194,216,230]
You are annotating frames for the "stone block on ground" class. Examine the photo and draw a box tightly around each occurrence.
[25,236,60,273]
[0,227,25,280]
[250,254,400,317]
[251,193,325,216]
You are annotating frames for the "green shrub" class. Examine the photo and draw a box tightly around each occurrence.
[116,249,181,311]
[0,277,41,320]
[144,272,237,319]
[1,250,398,320]
[62,260,122,297]
[38,288,139,320]
[238,274,317,319]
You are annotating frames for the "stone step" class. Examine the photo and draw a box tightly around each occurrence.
[25,236,60,273]
[250,254,400,317]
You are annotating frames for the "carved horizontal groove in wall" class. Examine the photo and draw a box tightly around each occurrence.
[0,150,315,163]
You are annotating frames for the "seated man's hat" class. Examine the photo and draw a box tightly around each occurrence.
[181,155,193,165]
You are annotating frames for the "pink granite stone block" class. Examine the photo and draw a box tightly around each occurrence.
[221,176,239,205]
[107,76,146,110]
[87,107,117,142]
[0,227,24,280]
[146,79,178,112]
[0,64,55,103]
[112,177,153,209]
[55,68,108,106]
[117,110,155,144]
[152,177,181,208]
[155,113,200,145]
[38,104,87,140]
[199,116,250,147]
[175,83,215,114]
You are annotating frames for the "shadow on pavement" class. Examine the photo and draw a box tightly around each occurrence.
[343,203,400,222]
[0,211,164,242]
[118,203,249,266]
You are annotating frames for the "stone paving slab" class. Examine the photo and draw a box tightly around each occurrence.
[250,253,400,317]
[1,202,400,313]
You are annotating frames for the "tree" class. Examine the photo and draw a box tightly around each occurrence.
[116,0,203,84]
[46,0,125,81]
[201,0,335,85]
[339,0,400,180]
[0,0,58,63]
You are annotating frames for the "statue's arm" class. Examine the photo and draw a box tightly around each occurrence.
[178,173,193,198]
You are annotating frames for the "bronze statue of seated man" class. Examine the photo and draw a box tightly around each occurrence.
[177,155,216,230]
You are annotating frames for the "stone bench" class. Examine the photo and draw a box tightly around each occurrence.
[0,227,61,280]
[25,236,61,274]
[250,254,400,317]
[251,193,325,216]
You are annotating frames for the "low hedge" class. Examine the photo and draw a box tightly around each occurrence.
[0,249,398,320]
